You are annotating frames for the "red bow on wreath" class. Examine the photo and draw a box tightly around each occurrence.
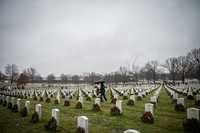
[145,111,151,121]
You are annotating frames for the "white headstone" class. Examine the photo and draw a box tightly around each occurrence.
[116,100,123,114]
[25,101,30,113]
[95,98,100,107]
[145,103,154,115]
[78,116,88,133]
[114,94,118,99]
[124,129,141,133]
[177,98,184,106]
[79,96,83,106]
[56,95,60,103]
[130,95,135,101]
[6,96,9,103]
[187,108,199,120]
[17,99,21,111]
[196,94,200,101]
[151,96,157,104]
[36,104,42,120]
[52,109,60,130]
[138,93,143,98]
[173,94,178,99]
[48,94,51,99]
[188,91,193,96]
[2,95,5,103]
[11,97,15,107]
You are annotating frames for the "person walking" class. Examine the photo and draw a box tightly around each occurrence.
[99,82,107,102]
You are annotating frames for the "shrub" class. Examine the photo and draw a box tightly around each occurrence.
[11,104,18,112]
[141,111,154,124]
[195,100,200,106]
[7,102,12,109]
[46,98,51,103]
[54,99,59,104]
[111,98,117,104]
[110,106,121,116]
[75,127,85,133]
[21,107,27,117]
[44,117,57,131]
[127,99,134,106]
[92,103,100,112]
[76,102,82,109]
[182,118,200,132]
[174,103,185,111]
[31,111,39,124]
[187,95,194,100]
[64,100,70,106]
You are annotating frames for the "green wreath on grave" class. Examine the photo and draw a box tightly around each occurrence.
[195,100,200,106]
[0,99,3,105]
[141,111,154,124]
[174,103,185,111]
[54,99,59,104]
[111,98,117,104]
[20,107,27,117]
[11,104,18,112]
[182,118,200,132]
[76,102,82,109]
[142,94,146,98]
[187,95,194,100]
[34,96,37,100]
[46,98,51,103]
[171,99,177,104]
[44,117,57,131]
[127,99,134,106]
[31,111,39,124]
[123,95,128,100]
[7,102,12,109]
[86,97,92,101]
[110,106,121,116]
[75,126,85,133]
[3,101,7,106]
[40,97,43,101]
[64,100,70,106]
[137,96,142,101]
[92,103,100,112]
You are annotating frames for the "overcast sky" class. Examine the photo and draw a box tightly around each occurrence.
[0,0,200,77]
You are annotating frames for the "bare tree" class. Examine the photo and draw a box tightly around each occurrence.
[60,73,68,84]
[163,57,178,83]
[35,74,43,83]
[128,57,140,84]
[187,48,200,82]
[119,66,128,85]
[47,73,55,84]
[0,71,5,82]
[145,60,160,84]
[27,67,37,83]
[177,56,189,84]
[17,73,28,86]
[71,75,80,84]
[5,64,19,84]
[88,72,98,84]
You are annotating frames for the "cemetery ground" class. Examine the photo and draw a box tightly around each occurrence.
[0,85,200,133]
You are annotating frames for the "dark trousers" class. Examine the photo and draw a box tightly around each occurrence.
[100,92,107,101]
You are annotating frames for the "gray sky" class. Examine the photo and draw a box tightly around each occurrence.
[0,0,200,77]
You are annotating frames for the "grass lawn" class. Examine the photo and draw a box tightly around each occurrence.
[0,85,200,133]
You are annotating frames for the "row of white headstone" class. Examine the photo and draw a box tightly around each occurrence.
[164,85,200,123]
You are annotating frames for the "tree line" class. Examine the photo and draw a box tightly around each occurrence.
[0,47,199,86]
